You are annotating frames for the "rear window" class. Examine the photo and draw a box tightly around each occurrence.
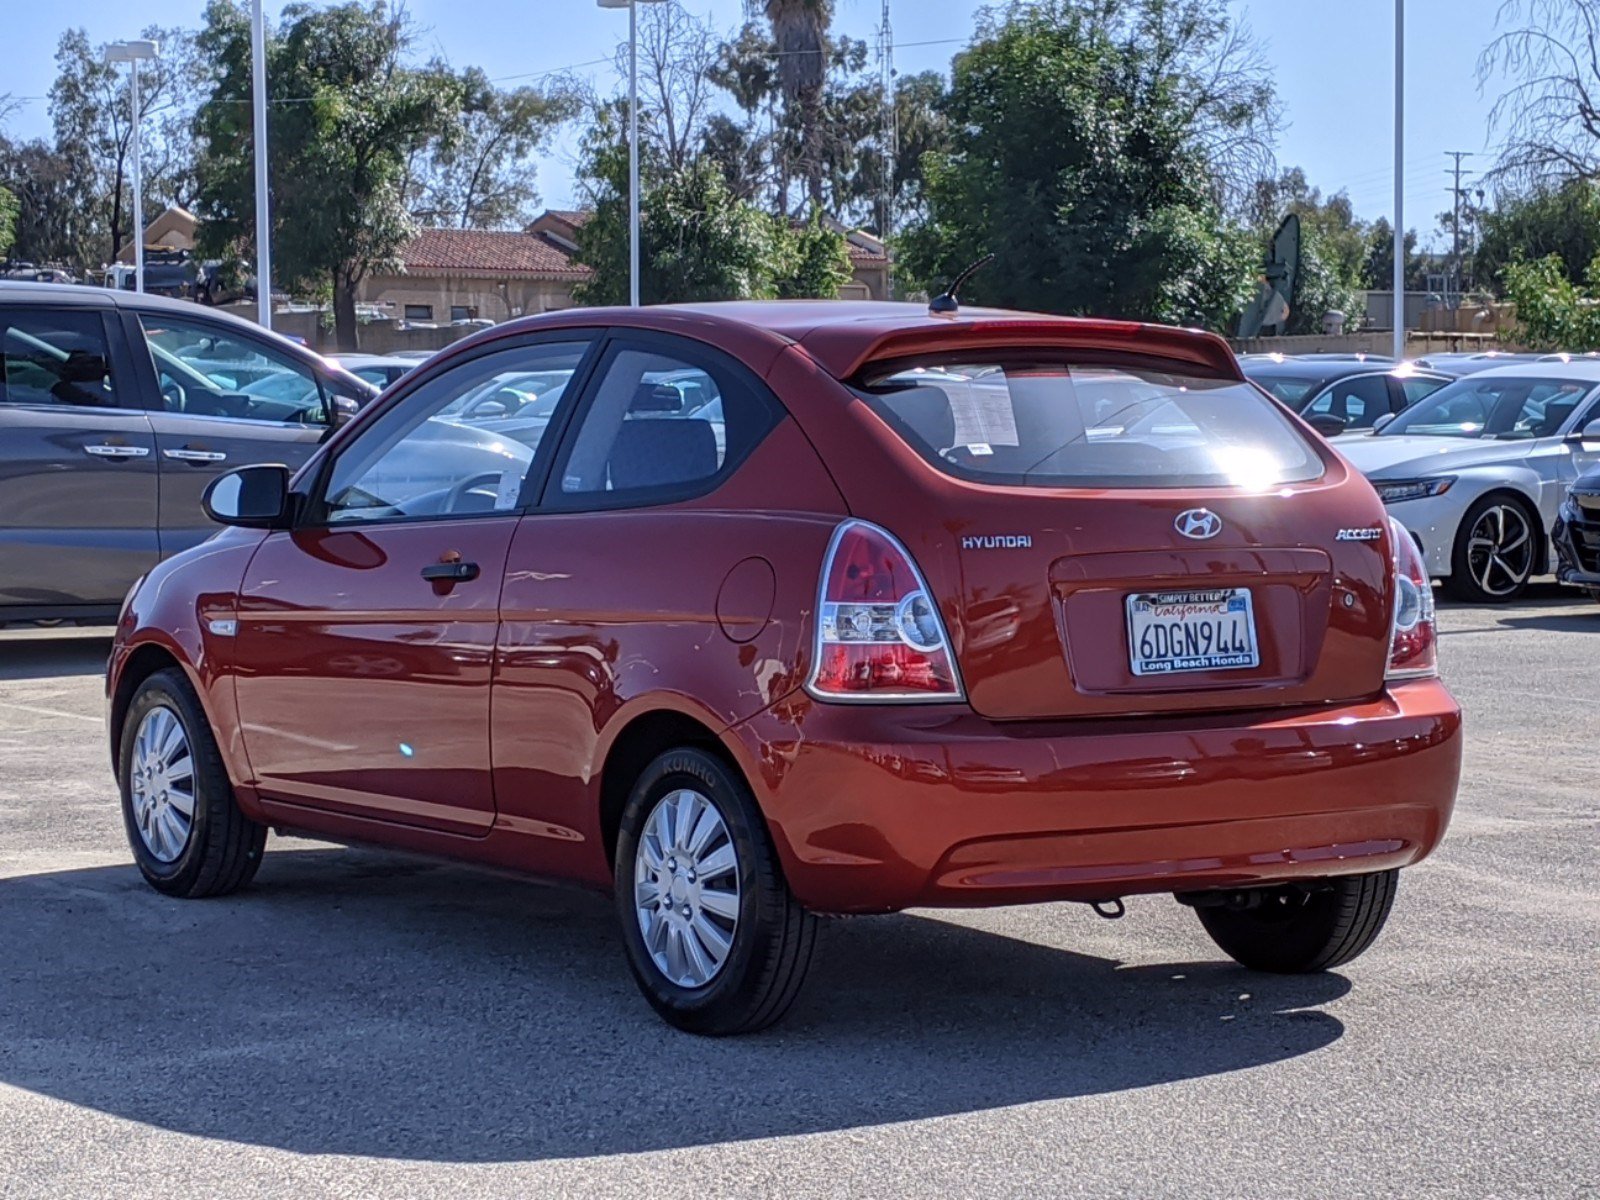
[854,360,1323,489]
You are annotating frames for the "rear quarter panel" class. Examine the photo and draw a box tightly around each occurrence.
[491,419,848,885]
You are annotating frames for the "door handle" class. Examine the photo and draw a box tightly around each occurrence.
[83,444,151,459]
[420,561,480,582]
[163,448,228,463]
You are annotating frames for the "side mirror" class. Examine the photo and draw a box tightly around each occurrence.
[1574,417,1600,442]
[203,464,292,529]
[1306,413,1349,439]
[1372,412,1397,433]
[330,394,363,428]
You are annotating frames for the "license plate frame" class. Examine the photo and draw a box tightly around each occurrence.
[1125,587,1261,677]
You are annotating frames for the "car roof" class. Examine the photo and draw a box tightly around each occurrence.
[0,279,348,368]
[1241,358,1426,383]
[465,300,1242,381]
[1456,359,1600,383]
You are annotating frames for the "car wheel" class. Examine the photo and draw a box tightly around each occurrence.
[118,667,267,898]
[1445,494,1538,603]
[614,747,818,1035]
[1192,870,1399,973]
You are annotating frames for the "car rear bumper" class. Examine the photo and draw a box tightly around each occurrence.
[729,680,1462,913]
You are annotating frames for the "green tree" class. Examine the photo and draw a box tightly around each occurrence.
[1360,218,1428,292]
[0,139,95,271]
[573,103,850,304]
[1503,253,1600,349]
[898,0,1273,328]
[750,0,834,213]
[0,185,17,260]
[192,0,463,348]
[49,25,201,267]
[407,71,576,229]
[775,215,853,298]
[1476,179,1600,290]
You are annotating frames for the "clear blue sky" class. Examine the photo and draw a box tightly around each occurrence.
[2,0,1505,245]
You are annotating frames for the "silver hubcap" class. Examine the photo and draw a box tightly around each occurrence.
[633,789,740,989]
[129,706,196,863]
[1466,504,1534,596]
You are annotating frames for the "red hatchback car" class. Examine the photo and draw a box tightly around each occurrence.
[107,302,1462,1033]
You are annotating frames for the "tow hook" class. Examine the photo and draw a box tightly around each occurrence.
[1090,899,1126,920]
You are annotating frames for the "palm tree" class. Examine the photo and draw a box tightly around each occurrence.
[750,0,832,214]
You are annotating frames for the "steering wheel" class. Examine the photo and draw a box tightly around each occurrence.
[443,470,509,514]
[161,380,187,411]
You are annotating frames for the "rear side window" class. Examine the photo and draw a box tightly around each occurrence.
[1,310,119,408]
[554,345,777,506]
[855,360,1323,489]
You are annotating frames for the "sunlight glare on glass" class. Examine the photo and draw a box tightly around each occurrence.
[1210,445,1279,491]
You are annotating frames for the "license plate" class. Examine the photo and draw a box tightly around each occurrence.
[1126,588,1260,676]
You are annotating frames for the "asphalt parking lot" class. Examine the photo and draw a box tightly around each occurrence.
[0,590,1595,1200]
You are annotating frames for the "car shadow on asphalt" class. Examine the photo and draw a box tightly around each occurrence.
[0,846,1348,1163]
[0,634,114,681]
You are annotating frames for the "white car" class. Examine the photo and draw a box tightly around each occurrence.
[1339,362,1600,602]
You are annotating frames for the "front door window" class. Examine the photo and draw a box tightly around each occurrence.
[139,316,328,426]
[321,339,592,524]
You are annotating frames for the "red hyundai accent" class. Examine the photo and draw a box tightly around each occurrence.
[107,301,1461,1034]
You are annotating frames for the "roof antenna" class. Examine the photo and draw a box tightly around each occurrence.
[928,253,994,315]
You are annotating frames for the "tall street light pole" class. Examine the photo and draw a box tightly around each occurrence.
[598,0,666,307]
[252,0,273,329]
[103,40,160,294]
[1393,0,1405,362]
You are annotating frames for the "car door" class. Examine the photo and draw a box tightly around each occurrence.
[123,309,337,559]
[0,303,159,613]
[230,335,596,834]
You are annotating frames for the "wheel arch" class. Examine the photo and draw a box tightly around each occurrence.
[597,710,727,873]
[109,641,188,766]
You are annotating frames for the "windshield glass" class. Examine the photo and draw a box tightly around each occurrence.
[854,360,1323,489]
[1381,375,1594,439]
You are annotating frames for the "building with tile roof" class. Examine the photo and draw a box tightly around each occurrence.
[357,210,891,323]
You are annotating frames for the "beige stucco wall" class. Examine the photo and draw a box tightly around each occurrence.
[357,272,579,322]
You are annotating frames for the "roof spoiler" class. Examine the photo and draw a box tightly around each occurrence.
[806,318,1243,382]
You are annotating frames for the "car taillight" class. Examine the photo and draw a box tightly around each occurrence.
[1386,515,1438,680]
[806,519,963,702]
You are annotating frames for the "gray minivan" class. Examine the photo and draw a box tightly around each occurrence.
[0,283,377,624]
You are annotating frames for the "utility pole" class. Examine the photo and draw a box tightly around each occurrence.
[875,0,896,295]
[1392,0,1404,361]
[1446,150,1475,294]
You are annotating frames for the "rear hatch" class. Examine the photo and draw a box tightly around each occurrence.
[845,355,1395,720]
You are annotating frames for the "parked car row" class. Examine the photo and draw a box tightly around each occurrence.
[1242,349,1600,604]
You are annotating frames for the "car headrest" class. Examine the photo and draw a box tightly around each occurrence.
[879,386,956,453]
[608,419,719,491]
[630,382,684,414]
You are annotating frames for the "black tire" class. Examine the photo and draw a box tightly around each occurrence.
[613,747,818,1035]
[1445,494,1539,603]
[117,667,266,898]
[1194,870,1399,973]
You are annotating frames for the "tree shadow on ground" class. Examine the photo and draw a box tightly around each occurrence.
[0,847,1348,1163]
